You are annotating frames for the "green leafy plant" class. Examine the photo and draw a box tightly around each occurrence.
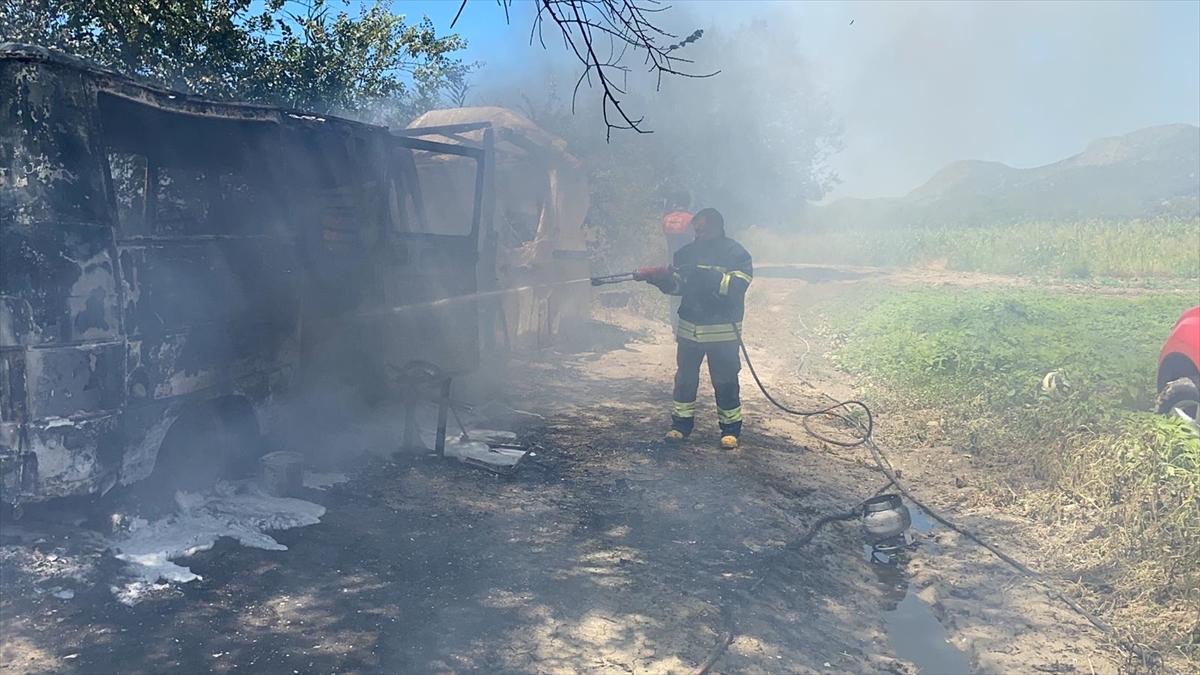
[3,0,473,122]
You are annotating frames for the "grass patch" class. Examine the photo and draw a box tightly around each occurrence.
[743,217,1200,279]
[826,287,1191,415]
[820,285,1199,663]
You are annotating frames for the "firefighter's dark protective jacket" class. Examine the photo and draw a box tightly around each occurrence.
[659,235,753,343]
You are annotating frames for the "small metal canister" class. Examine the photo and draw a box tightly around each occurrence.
[861,493,912,544]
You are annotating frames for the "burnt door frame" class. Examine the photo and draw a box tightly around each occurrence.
[386,125,494,455]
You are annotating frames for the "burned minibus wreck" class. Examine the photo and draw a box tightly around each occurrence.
[0,43,516,511]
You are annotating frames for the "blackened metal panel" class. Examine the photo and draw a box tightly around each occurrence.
[24,342,124,419]
[115,202,302,335]
[0,59,110,228]
[0,296,37,348]
[22,412,123,498]
[118,239,302,400]
[0,227,122,345]
[0,349,26,423]
[1,59,123,347]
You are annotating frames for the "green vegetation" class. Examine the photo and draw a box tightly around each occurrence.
[2,0,473,122]
[827,287,1192,413]
[822,286,1199,661]
[744,217,1200,279]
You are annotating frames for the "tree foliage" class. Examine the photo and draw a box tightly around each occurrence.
[1,0,473,121]
[4,0,721,135]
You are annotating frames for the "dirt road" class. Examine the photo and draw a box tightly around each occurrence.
[1,269,1134,674]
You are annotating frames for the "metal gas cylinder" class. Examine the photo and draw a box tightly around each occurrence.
[861,493,912,544]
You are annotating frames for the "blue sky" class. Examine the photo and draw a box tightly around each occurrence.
[367,2,1200,200]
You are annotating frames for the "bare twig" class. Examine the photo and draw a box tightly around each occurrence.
[528,0,717,140]
[449,0,468,29]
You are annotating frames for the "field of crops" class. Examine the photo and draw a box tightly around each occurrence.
[744,217,1200,279]
[820,285,1199,662]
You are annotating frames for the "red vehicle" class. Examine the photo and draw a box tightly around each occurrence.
[1156,306,1200,420]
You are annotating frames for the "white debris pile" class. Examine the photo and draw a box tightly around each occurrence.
[109,482,325,603]
[302,471,350,490]
[111,580,175,606]
[444,440,526,470]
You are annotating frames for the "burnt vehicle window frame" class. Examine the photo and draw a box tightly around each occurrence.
[99,93,289,241]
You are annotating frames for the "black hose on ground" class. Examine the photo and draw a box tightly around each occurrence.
[735,330,874,448]
[728,321,1177,675]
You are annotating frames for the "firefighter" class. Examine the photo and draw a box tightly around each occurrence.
[644,208,753,450]
[661,192,693,331]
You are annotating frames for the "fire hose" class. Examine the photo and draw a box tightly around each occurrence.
[592,266,1177,675]
[592,266,873,447]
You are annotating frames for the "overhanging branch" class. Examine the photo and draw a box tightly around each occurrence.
[528,0,716,140]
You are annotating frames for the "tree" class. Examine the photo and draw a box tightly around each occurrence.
[5,0,712,134]
[1,0,473,122]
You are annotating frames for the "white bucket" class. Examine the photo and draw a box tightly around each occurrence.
[260,451,304,497]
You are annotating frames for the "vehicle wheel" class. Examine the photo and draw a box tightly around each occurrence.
[148,406,248,504]
[1155,377,1200,419]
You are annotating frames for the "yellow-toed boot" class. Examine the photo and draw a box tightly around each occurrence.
[720,435,739,450]
[665,429,686,443]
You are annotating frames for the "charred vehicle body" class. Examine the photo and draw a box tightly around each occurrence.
[0,44,494,509]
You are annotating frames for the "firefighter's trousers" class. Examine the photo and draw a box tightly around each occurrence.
[671,338,743,438]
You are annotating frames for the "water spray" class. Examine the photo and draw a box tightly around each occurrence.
[307,277,595,328]
[378,278,594,316]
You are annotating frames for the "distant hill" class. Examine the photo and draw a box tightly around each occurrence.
[811,124,1200,229]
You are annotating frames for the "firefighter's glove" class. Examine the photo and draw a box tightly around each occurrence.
[648,275,676,293]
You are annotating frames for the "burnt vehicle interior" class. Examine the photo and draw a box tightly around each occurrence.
[100,93,301,335]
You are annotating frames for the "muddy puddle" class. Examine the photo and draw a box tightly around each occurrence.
[868,507,972,675]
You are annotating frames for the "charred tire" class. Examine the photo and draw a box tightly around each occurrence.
[149,405,256,500]
[1155,377,1200,419]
